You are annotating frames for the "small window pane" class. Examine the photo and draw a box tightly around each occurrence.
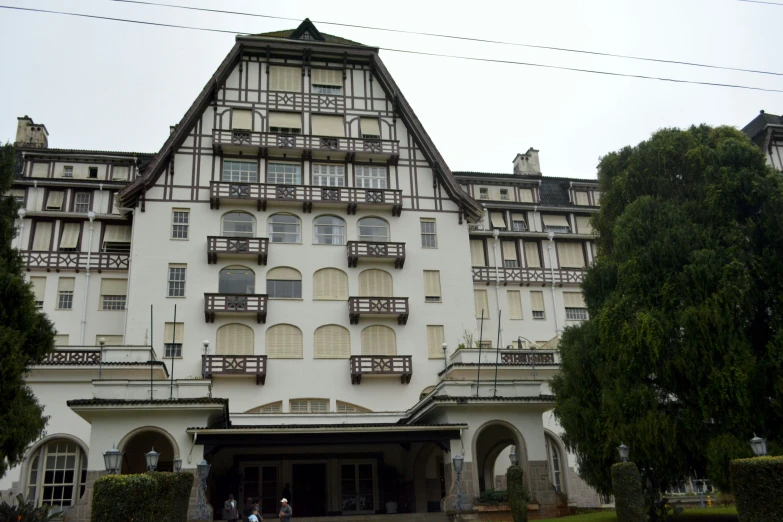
[358,218,389,242]
[356,166,387,189]
[222,212,254,238]
[314,216,345,245]
[172,211,189,239]
[267,163,301,185]
[57,291,73,310]
[420,220,437,248]
[269,215,301,243]
[222,161,258,182]
[313,164,345,187]
[168,267,186,297]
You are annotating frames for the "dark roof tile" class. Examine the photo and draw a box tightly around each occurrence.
[67,398,227,407]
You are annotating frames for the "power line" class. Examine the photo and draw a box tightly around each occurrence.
[737,0,783,5]
[106,0,783,77]
[2,4,783,93]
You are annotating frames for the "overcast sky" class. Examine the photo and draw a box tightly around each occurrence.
[1,0,781,179]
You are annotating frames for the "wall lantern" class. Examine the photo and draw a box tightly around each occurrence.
[173,457,183,473]
[749,434,768,457]
[103,445,123,474]
[617,442,629,462]
[145,447,160,472]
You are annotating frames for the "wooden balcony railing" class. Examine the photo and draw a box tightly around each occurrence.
[210,181,403,216]
[500,351,557,364]
[267,91,345,112]
[350,355,412,384]
[472,266,586,286]
[348,297,409,325]
[202,354,267,385]
[204,293,268,324]
[22,250,130,272]
[347,241,406,268]
[207,236,269,265]
[41,349,101,364]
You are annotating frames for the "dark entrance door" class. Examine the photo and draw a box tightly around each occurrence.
[292,463,327,517]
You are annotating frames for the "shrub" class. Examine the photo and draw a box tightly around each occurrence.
[506,465,527,522]
[611,462,645,522]
[730,456,783,521]
[0,494,59,522]
[475,489,508,504]
[92,471,194,522]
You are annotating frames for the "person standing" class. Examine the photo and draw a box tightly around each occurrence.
[248,506,262,522]
[279,498,292,522]
[223,493,239,522]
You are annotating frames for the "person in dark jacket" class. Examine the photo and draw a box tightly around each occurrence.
[223,493,239,522]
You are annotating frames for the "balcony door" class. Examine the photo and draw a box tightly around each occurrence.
[240,463,279,517]
[219,266,255,294]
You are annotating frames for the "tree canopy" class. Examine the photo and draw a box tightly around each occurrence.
[0,143,55,478]
[551,125,783,495]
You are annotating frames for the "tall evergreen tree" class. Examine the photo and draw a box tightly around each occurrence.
[0,143,55,478]
[551,125,783,495]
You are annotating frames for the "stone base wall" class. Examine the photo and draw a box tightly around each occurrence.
[527,461,557,518]
[565,467,602,508]
[63,470,106,522]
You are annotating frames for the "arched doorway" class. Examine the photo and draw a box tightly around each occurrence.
[411,443,447,513]
[119,427,178,474]
[473,421,527,494]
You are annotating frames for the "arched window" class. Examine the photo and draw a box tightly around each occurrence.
[546,434,565,493]
[361,325,397,355]
[358,269,393,297]
[221,212,255,238]
[336,401,371,413]
[219,266,255,294]
[266,324,303,358]
[26,438,86,512]
[420,386,437,401]
[313,268,348,300]
[268,214,301,243]
[357,217,389,242]
[313,215,345,245]
[246,401,283,414]
[216,323,254,355]
[314,324,350,358]
[266,267,302,299]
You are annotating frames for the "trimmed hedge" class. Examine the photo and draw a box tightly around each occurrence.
[92,471,194,522]
[731,456,783,522]
[506,465,527,522]
[611,462,645,522]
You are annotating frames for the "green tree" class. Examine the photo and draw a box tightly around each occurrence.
[0,143,56,478]
[551,125,783,496]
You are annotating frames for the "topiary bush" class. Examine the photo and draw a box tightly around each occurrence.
[730,456,783,521]
[611,462,645,522]
[92,471,194,522]
[506,465,528,522]
[475,488,508,504]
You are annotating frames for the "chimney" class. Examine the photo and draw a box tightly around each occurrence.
[512,148,541,175]
[15,116,49,148]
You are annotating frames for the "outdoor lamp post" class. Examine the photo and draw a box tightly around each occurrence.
[452,454,464,512]
[509,448,519,466]
[617,442,629,462]
[145,447,160,472]
[103,445,123,474]
[749,434,768,457]
[196,460,212,519]
[173,457,183,473]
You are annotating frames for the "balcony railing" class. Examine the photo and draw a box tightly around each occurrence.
[210,181,403,216]
[207,236,269,265]
[22,250,130,272]
[348,297,409,325]
[500,351,557,364]
[204,293,268,323]
[267,91,345,112]
[41,349,101,364]
[202,354,267,385]
[350,355,412,384]
[347,241,406,268]
[472,266,586,286]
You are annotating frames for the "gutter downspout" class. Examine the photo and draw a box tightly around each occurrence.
[491,228,504,349]
[79,211,96,345]
[546,231,561,335]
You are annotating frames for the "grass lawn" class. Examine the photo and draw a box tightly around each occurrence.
[557,507,738,522]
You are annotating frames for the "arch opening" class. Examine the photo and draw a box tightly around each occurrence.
[473,421,527,495]
[119,427,178,474]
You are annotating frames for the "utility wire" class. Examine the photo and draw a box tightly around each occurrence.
[737,0,783,5]
[106,0,783,77]
[2,4,783,94]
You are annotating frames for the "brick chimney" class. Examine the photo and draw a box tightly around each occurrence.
[512,148,540,175]
[15,116,49,148]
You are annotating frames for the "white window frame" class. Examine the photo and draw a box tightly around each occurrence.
[171,210,189,240]
[26,439,86,511]
[355,166,387,189]
[289,398,329,413]
[221,212,255,238]
[222,160,258,183]
[565,307,588,321]
[57,291,74,310]
[168,266,186,297]
[313,164,345,187]
[479,188,488,200]
[500,189,509,200]
[63,166,73,178]
[73,193,90,213]
[312,84,343,95]
[100,295,126,311]
[357,218,389,242]
[420,219,437,248]
[269,214,301,243]
[267,163,302,185]
[313,215,346,245]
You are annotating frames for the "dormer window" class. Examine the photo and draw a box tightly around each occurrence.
[574,190,590,206]
[500,189,509,201]
[479,188,488,200]
[88,167,98,179]
[490,212,507,230]
[63,166,73,178]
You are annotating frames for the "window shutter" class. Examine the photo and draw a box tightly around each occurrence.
[232,109,253,130]
[508,290,523,319]
[58,277,75,292]
[313,268,348,300]
[360,325,397,355]
[269,66,302,92]
[216,323,254,355]
[502,241,518,262]
[525,242,541,268]
[490,212,507,229]
[268,112,302,129]
[54,334,69,346]
[32,222,52,250]
[474,290,490,319]
[563,292,586,308]
[360,117,381,137]
[59,223,80,249]
[30,277,46,302]
[359,269,393,297]
[576,216,594,234]
[164,322,185,344]
[556,242,585,268]
[31,163,49,178]
[470,240,486,266]
[575,191,590,206]
[99,279,127,296]
[542,214,570,228]
[104,225,132,243]
[266,267,301,281]
[97,335,123,345]
[311,69,342,86]
[113,166,129,181]
[531,291,545,312]
[311,115,345,137]
[314,325,350,358]
[519,188,534,203]
[511,213,527,225]
[427,325,445,359]
[266,324,303,358]
[46,192,64,210]
[423,271,441,298]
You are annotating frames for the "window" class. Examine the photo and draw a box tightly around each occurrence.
[500,189,509,200]
[575,215,594,235]
[10,188,25,205]
[359,269,393,297]
[524,241,541,268]
[269,66,302,92]
[427,325,445,359]
[73,193,90,213]
[470,239,486,266]
[313,268,349,300]
[267,267,302,299]
[479,188,488,200]
[32,221,53,250]
[313,215,345,245]
[557,242,586,268]
[490,212,507,230]
[54,335,69,346]
[100,278,127,310]
[357,217,389,242]
[31,163,49,178]
[100,296,126,311]
[171,210,189,239]
[478,340,492,350]
[360,325,397,355]
[508,290,523,320]
[502,241,519,268]
[531,291,545,320]
[30,277,45,308]
[26,439,86,512]
[313,164,345,186]
[312,84,342,95]
[222,160,258,182]
[511,213,527,232]
[221,212,255,237]
[474,290,489,319]
[423,270,441,303]
[168,265,186,297]
[57,277,75,310]
[63,166,73,178]
[547,435,564,493]
[355,166,387,189]
[290,398,328,413]
[231,109,253,130]
[45,191,64,210]
[58,223,80,252]
[564,292,588,320]
[268,112,302,134]
[574,191,590,206]
[336,401,371,413]
[112,166,129,181]
[219,266,255,294]
[267,163,302,185]
[519,188,535,203]
[420,218,437,248]
[266,324,303,359]
[542,214,571,234]
[216,323,254,355]
[88,167,98,179]
[314,324,351,358]
[248,401,283,414]
[311,115,345,137]
[269,214,301,243]
[341,463,375,513]
[359,117,381,140]
[164,322,184,357]
[102,225,131,253]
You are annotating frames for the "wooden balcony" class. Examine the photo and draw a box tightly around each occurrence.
[348,297,409,325]
[202,354,267,385]
[350,355,412,384]
[347,241,406,268]
[22,250,129,272]
[210,181,403,216]
[472,266,586,286]
[207,236,269,265]
[204,293,268,323]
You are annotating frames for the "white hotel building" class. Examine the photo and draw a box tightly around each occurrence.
[2,20,602,520]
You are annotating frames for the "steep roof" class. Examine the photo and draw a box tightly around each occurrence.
[742,110,782,142]
[252,18,368,47]
[454,171,598,209]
